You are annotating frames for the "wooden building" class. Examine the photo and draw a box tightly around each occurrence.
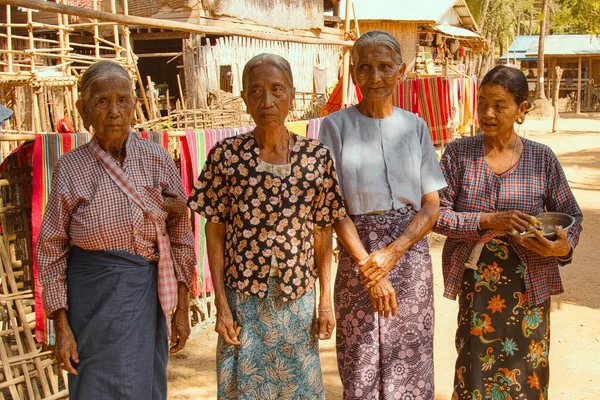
[504,35,600,113]
[336,0,486,76]
[0,0,349,134]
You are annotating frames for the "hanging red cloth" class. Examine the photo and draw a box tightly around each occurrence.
[321,77,362,117]
[55,116,74,134]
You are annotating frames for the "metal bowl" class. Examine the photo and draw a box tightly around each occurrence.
[534,212,575,238]
[508,212,575,238]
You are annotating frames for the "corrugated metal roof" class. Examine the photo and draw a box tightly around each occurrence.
[508,35,538,53]
[340,0,468,23]
[500,35,538,61]
[434,24,480,38]
[525,35,600,56]
[452,1,477,29]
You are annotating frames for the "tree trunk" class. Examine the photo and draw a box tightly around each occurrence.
[479,0,491,33]
[552,66,564,132]
[529,7,534,34]
[535,0,549,100]
[479,39,494,78]
[517,11,522,36]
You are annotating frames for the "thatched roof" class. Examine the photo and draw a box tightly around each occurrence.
[202,0,324,30]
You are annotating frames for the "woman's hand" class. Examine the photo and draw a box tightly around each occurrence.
[163,190,188,219]
[517,226,571,258]
[368,277,397,318]
[359,246,404,288]
[170,306,191,354]
[479,211,535,234]
[53,309,79,375]
[215,306,241,346]
[314,308,335,340]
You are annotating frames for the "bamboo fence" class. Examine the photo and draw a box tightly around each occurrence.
[0,161,69,399]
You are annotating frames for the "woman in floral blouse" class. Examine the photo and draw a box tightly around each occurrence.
[188,53,360,399]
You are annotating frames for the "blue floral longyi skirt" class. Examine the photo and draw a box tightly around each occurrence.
[217,277,324,400]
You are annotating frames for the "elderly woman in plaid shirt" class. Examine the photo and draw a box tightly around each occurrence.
[434,65,583,400]
[36,60,196,399]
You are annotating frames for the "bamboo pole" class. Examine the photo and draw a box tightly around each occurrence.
[26,9,41,133]
[69,22,119,28]
[122,0,131,66]
[352,2,360,37]
[110,0,121,59]
[0,21,72,31]
[177,74,187,111]
[6,5,12,73]
[587,57,593,111]
[341,0,352,107]
[131,50,151,118]
[0,0,352,47]
[10,89,21,134]
[577,55,582,114]
[166,88,171,118]
[61,3,79,130]
[56,0,67,78]
[0,33,63,44]
[146,75,159,120]
[93,0,100,58]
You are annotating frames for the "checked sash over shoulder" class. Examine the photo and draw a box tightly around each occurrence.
[88,138,178,326]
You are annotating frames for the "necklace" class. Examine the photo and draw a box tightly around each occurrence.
[107,152,122,168]
[484,135,519,170]
[255,129,293,164]
[509,135,519,167]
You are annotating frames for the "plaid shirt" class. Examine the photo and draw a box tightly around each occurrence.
[37,133,196,316]
[434,135,583,306]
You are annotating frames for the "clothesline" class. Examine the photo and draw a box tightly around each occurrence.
[0,131,189,141]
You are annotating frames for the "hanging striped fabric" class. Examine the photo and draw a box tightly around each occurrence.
[139,130,170,149]
[307,117,324,140]
[417,77,451,145]
[32,132,92,344]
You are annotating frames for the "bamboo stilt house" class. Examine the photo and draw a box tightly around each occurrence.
[0,0,349,135]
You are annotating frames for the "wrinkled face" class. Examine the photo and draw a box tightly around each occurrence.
[477,83,527,137]
[76,75,137,143]
[242,64,295,130]
[351,44,403,101]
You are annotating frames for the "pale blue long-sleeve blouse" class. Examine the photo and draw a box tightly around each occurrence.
[318,106,447,215]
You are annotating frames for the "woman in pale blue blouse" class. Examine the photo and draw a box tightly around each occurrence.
[319,30,447,400]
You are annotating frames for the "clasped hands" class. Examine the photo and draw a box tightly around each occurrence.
[357,245,403,319]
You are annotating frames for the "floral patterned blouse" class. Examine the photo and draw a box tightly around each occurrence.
[188,132,347,300]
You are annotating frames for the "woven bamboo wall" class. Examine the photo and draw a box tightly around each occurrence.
[191,36,341,97]
[358,21,419,73]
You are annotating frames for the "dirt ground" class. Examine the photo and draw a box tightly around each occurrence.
[167,113,600,399]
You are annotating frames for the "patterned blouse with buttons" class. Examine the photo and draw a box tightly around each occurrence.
[188,132,347,300]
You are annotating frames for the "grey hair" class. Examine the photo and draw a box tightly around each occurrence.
[78,60,133,101]
[352,30,403,66]
[242,53,294,92]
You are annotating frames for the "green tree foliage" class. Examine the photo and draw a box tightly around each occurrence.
[551,0,600,34]
[467,0,536,55]
[468,0,600,38]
